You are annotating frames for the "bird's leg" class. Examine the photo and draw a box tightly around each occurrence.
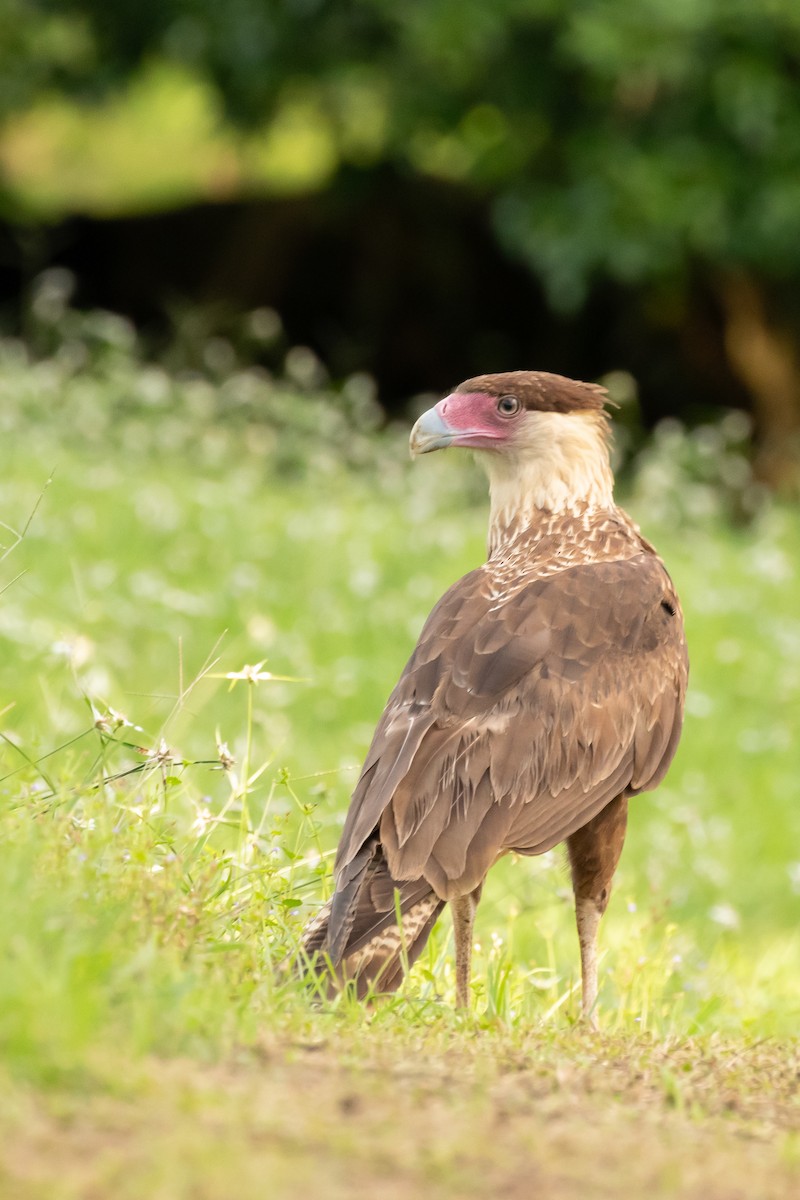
[451,884,483,1010]
[566,795,628,1028]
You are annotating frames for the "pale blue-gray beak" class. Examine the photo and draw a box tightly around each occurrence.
[409,403,455,457]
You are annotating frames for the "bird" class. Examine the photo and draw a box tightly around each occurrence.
[301,370,688,1021]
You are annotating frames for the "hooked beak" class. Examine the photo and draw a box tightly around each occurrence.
[409,402,456,457]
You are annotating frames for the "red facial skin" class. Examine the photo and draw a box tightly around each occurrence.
[435,392,519,450]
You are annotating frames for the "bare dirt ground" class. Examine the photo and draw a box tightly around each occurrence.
[2,1032,798,1200]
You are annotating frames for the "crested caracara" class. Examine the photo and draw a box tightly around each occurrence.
[302,371,688,1021]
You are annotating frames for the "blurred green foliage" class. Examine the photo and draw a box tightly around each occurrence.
[0,1,94,119]
[4,1,800,305]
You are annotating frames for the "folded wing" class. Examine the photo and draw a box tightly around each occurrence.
[334,553,688,908]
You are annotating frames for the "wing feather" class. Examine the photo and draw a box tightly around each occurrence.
[335,550,687,902]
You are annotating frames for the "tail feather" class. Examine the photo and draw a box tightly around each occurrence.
[300,842,443,998]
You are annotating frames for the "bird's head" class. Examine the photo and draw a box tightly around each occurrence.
[410,371,609,457]
[410,371,615,530]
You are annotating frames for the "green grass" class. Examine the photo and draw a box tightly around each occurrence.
[1,332,799,1195]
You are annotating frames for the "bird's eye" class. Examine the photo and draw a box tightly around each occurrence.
[497,395,520,417]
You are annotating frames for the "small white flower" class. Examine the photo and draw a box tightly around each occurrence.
[225,661,275,684]
[216,738,236,771]
[51,635,93,667]
[92,703,138,733]
[140,738,175,768]
[709,903,740,930]
[109,706,136,729]
[218,661,304,689]
[191,807,213,836]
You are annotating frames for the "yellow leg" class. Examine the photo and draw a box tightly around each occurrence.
[566,796,628,1027]
[451,886,482,1010]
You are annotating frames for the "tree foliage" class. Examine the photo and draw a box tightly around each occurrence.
[6,1,800,480]
[23,1,798,306]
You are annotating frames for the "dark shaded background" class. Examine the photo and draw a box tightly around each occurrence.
[0,170,743,422]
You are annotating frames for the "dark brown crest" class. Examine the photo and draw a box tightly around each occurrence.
[455,371,608,414]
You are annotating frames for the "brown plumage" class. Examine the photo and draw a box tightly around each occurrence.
[301,371,688,1019]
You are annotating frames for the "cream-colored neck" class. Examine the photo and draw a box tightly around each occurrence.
[483,411,615,553]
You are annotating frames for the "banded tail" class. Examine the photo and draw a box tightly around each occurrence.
[300,840,444,998]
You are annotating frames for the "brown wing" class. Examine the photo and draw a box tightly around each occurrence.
[335,553,687,902]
